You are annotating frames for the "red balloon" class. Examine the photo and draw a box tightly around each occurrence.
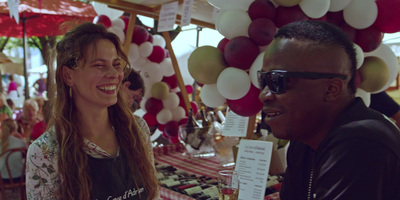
[164,121,179,138]
[178,118,188,125]
[120,16,130,32]
[93,15,112,28]
[310,15,327,22]
[248,0,276,21]
[217,38,230,53]
[338,23,356,42]
[326,11,344,26]
[142,113,158,127]
[162,131,168,139]
[274,5,309,28]
[248,18,276,46]
[148,46,166,63]
[354,26,383,52]
[196,81,204,87]
[226,85,263,116]
[224,36,260,70]
[132,25,149,45]
[169,136,180,144]
[186,85,193,94]
[191,101,198,116]
[162,75,178,89]
[147,34,154,43]
[355,70,362,88]
[373,0,400,33]
[158,124,165,131]
[145,97,163,115]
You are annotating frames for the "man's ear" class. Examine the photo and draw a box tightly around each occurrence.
[62,66,74,86]
[325,78,344,101]
[123,81,131,88]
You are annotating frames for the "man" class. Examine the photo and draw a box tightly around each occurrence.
[121,70,144,112]
[258,21,400,199]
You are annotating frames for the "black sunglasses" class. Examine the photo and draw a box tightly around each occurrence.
[257,70,347,94]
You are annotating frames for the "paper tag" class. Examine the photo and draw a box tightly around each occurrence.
[180,0,193,26]
[235,139,273,200]
[158,1,179,32]
[7,0,20,24]
[222,108,248,137]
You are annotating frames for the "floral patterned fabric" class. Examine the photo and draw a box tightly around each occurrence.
[26,117,154,200]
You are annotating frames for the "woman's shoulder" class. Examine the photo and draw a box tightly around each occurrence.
[28,127,59,157]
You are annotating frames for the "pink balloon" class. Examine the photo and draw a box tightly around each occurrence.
[274,5,309,28]
[147,34,154,43]
[93,15,112,28]
[178,118,188,126]
[326,11,344,26]
[248,0,276,21]
[120,16,130,32]
[169,136,180,144]
[373,0,400,33]
[145,97,163,115]
[142,113,158,127]
[164,120,179,138]
[248,18,276,46]
[162,75,178,89]
[186,85,193,94]
[226,84,263,116]
[162,131,168,138]
[191,102,199,116]
[354,26,383,52]
[158,124,165,131]
[224,36,260,70]
[132,25,149,45]
[148,46,166,63]
[217,38,230,53]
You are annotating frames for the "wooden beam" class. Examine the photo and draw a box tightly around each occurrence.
[123,12,137,54]
[245,115,256,139]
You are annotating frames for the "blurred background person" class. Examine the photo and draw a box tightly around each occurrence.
[33,73,47,97]
[16,99,40,142]
[369,91,400,128]
[6,74,19,99]
[0,94,12,123]
[121,70,144,112]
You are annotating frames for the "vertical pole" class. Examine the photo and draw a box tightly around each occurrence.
[123,13,137,55]
[22,14,29,100]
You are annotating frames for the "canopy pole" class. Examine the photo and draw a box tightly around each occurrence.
[22,13,29,100]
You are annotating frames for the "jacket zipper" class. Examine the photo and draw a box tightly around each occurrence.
[307,169,314,200]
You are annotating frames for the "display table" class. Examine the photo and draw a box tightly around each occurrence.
[153,143,280,200]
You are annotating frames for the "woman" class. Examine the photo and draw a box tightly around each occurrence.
[0,119,27,182]
[16,99,40,142]
[26,22,158,199]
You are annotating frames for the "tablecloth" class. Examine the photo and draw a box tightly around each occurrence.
[153,143,280,200]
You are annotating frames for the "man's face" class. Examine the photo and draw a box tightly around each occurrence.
[259,38,348,141]
[121,81,143,110]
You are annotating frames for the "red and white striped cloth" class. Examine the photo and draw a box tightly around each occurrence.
[154,143,280,200]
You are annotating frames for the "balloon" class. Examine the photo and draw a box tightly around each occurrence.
[217,38,230,53]
[139,42,153,58]
[326,11,344,25]
[162,93,179,109]
[93,15,112,28]
[364,43,400,93]
[152,34,166,48]
[141,62,163,83]
[171,106,186,122]
[273,0,301,7]
[191,101,199,115]
[248,0,276,20]
[142,113,159,127]
[353,43,364,69]
[249,51,266,89]
[111,18,125,30]
[338,23,356,42]
[328,0,351,12]
[147,34,153,43]
[148,46,166,63]
[188,46,228,84]
[120,16,130,32]
[169,136,180,144]
[145,97,164,115]
[159,58,175,77]
[92,2,124,19]
[355,88,371,107]
[200,84,226,108]
[164,120,179,138]
[151,82,170,100]
[227,85,263,116]
[299,0,330,19]
[107,26,125,43]
[355,70,362,88]
[140,98,147,112]
[358,56,390,93]
[132,56,148,71]
[128,43,140,63]
[248,18,276,46]
[162,75,178,89]
[132,25,149,45]
[217,68,251,100]
[178,118,188,126]
[224,36,260,70]
[354,26,383,52]
[186,85,194,94]
[215,10,252,39]
[343,0,378,29]
[373,0,400,33]
[274,5,309,28]
[156,109,173,124]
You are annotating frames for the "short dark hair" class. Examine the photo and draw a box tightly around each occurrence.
[123,70,144,91]
[275,21,357,94]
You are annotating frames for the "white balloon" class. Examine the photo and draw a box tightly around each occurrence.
[107,26,125,43]
[249,51,265,89]
[162,93,180,109]
[152,35,166,48]
[299,0,330,19]
[171,106,186,122]
[364,43,399,93]
[128,43,140,63]
[355,88,371,106]
[156,109,173,124]
[353,43,364,69]
[200,84,226,108]
[91,2,124,20]
[131,56,148,71]
[140,62,163,83]
[329,0,351,12]
[139,42,153,58]
[215,10,251,39]
[140,98,148,112]
[217,68,251,100]
[159,58,175,77]
[111,18,125,30]
[343,0,378,29]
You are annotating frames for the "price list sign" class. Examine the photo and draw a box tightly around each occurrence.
[235,139,273,200]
